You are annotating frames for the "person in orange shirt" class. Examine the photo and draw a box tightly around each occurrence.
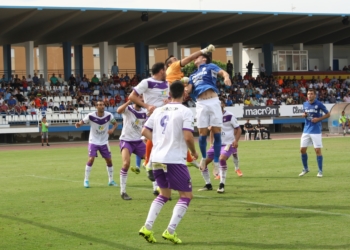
[109,97,115,107]
[34,96,41,108]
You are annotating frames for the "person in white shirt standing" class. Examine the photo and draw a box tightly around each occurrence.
[139,81,198,244]
[117,97,147,200]
[129,62,169,194]
[198,97,242,193]
[75,101,118,188]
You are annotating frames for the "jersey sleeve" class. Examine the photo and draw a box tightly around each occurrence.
[109,113,117,124]
[209,63,221,73]
[144,112,155,131]
[319,102,329,114]
[133,79,148,95]
[230,115,240,128]
[82,114,90,124]
[182,108,194,132]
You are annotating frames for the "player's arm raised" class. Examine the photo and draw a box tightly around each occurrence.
[117,100,131,114]
[180,44,215,66]
[129,90,156,114]
[218,69,231,86]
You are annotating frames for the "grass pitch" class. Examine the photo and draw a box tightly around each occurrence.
[1,137,350,250]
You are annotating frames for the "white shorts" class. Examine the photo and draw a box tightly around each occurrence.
[196,97,222,128]
[300,133,323,148]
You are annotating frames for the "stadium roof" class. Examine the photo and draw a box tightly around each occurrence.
[0,7,349,48]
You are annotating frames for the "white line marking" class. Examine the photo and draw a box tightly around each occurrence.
[21,174,350,218]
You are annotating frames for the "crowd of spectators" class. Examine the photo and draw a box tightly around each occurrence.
[0,71,148,116]
[214,72,350,107]
[1,67,350,117]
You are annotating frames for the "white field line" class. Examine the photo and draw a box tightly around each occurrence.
[19,174,350,219]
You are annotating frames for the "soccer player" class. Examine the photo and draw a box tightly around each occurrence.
[339,110,348,136]
[165,44,215,168]
[128,62,169,193]
[75,101,118,188]
[299,88,330,178]
[186,53,231,174]
[139,81,198,244]
[117,97,147,200]
[199,97,242,193]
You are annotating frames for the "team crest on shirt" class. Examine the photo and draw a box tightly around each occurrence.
[96,125,105,135]
[161,90,167,96]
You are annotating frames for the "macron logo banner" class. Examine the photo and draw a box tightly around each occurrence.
[243,106,280,118]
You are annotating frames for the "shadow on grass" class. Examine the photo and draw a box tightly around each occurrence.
[187,241,350,249]
[0,214,141,250]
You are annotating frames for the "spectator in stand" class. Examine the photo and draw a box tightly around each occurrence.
[8,95,16,109]
[101,73,108,85]
[244,96,253,106]
[22,76,28,92]
[274,97,282,105]
[111,62,119,76]
[57,74,64,86]
[286,94,293,105]
[91,74,100,87]
[251,96,259,106]
[101,82,110,96]
[109,96,115,107]
[115,94,121,106]
[103,95,109,107]
[266,97,273,106]
[80,78,89,90]
[38,74,45,87]
[0,101,9,114]
[25,74,33,87]
[313,66,319,71]
[226,60,233,79]
[343,93,350,102]
[343,65,349,71]
[19,102,27,115]
[75,74,82,85]
[260,63,266,78]
[124,73,130,82]
[226,96,233,106]
[91,96,98,107]
[50,74,58,86]
[66,101,75,112]
[112,73,120,84]
[328,94,336,103]
[33,96,41,108]
[69,74,76,85]
[30,73,38,86]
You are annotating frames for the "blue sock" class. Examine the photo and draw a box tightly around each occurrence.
[136,155,141,168]
[301,154,308,170]
[213,133,221,163]
[317,155,323,173]
[198,135,207,158]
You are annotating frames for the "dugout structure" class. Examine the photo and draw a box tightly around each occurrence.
[328,103,350,134]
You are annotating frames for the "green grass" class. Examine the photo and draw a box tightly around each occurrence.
[1,137,350,250]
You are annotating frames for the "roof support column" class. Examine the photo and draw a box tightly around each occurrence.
[99,42,109,78]
[74,45,83,79]
[38,45,48,80]
[323,43,333,71]
[262,43,274,76]
[2,44,12,80]
[135,42,149,77]
[24,41,34,78]
[62,41,72,81]
[108,45,117,76]
[167,42,179,58]
[233,43,243,76]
